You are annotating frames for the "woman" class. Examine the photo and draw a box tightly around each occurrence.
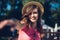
[18,1,44,40]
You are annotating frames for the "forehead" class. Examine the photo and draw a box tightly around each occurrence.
[32,8,38,12]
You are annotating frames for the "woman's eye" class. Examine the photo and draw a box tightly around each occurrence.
[33,12,38,14]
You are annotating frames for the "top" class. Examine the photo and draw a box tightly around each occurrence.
[18,25,41,40]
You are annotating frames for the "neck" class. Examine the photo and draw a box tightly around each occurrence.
[30,22,37,29]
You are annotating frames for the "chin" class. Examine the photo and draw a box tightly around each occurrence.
[31,20,36,23]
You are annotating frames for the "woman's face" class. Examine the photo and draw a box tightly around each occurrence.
[29,8,38,23]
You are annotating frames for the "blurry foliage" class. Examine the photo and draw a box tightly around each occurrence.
[43,0,60,27]
[0,0,23,20]
[22,0,44,5]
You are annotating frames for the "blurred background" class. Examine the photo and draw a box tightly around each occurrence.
[0,0,60,40]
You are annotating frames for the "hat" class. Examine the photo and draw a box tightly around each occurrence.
[22,1,44,17]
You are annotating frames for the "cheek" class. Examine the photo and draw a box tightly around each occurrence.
[36,14,39,20]
[35,14,38,18]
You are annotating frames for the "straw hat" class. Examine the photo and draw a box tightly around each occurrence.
[22,1,44,17]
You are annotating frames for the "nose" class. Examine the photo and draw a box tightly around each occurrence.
[31,13,34,17]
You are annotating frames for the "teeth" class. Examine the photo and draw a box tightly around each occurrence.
[31,18,34,19]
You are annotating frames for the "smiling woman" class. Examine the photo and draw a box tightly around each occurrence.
[18,1,44,40]
[29,8,38,23]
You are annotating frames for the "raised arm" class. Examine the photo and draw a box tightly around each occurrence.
[0,20,15,29]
